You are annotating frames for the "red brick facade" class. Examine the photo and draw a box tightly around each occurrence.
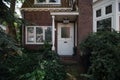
[21,0,93,52]
[22,11,52,49]
[24,11,52,26]
[77,0,93,43]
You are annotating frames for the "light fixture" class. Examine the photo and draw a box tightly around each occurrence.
[63,18,69,24]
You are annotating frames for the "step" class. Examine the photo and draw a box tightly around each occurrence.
[59,56,78,64]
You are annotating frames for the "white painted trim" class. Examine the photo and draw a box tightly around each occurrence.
[34,0,61,5]
[57,23,74,55]
[25,26,52,44]
[20,8,72,11]
[93,0,117,32]
[50,12,79,16]
[52,16,55,51]
[116,0,120,31]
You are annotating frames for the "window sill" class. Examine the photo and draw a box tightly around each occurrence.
[26,42,52,45]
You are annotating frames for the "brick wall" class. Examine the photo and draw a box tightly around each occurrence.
[77,0,93,43]
[24,11,52,26]
[22,11,52,50]
[22,0,70,8]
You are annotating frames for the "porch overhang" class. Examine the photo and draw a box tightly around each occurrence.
[50,12,79,22]
[51,11,79,51]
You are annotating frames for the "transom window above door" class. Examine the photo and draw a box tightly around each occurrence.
[35,0,61,4]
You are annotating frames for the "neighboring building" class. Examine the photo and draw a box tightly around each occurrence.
[21,0,92,56]
[93,0,120,32]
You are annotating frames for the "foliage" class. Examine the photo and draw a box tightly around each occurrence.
[0,43,66,80]
[20,68,45,80]
[0,28,20,54]
[42,55,66,80]
[0,0,24,40]
[80,31,120,80]
[23,47,66,80]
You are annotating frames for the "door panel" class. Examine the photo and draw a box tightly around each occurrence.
[57,23,74,55]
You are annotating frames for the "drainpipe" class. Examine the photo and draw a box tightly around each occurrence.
[52,15,55,51]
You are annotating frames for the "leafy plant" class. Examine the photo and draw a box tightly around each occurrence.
[42,60,66,80]
[0,28,20,54]
[80,31,120,80]
[20,68,45,80]
[0,42,66,80]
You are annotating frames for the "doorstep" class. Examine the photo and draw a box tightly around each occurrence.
[59,55,78,64]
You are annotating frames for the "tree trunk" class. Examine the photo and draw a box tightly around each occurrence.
[8,0,17,40]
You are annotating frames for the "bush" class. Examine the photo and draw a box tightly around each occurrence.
[0,28,20,55]
[80,31,120,80]
[0,28,22,80]
[0,43,66,80]
[40,60,65,80]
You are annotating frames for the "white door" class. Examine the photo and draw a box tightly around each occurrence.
[57,23,74,55]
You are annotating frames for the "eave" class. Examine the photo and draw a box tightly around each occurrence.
[20,8,72,12]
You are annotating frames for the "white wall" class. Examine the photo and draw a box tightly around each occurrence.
[93,0,120,32]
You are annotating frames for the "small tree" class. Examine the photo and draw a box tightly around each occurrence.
[0,0,23,40]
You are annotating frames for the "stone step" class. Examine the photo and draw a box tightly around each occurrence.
[59,56,78,64]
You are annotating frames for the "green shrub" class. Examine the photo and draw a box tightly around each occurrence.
[80,31,120,80]
[0,28,20,54]
[19,68,45,80]
[22,50,66,80]
[42,59,66,80]
[0,42,66,80]
[0,28,21,80]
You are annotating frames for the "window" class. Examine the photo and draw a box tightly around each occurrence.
[26,26,52,44]
[27,27,34,42]
[61,27,70,38]
[96,9,101,17]
[36,0,61,4]
[97,18,111,31]
[119,3,120,11]
[106,5,112,14]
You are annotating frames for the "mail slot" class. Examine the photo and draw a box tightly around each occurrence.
[64,41,67,43]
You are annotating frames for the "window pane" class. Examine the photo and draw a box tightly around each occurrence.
[27,27,34,42]
[49,0,56,2]
[97,18,111,31]
[96,9,101,17]
[45,27,52,42]
[36,27,43,43]
[37,0,46,2]
[61,27,70,38]
[49,0,59,3]
[119,3,120,11]
[106,5,112,14]
[36,0,60,3]
[119,16,120,30]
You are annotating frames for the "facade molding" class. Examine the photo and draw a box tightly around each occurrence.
[20,8,72,11]
[50,12,79,16]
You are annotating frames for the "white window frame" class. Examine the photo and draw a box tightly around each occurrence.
[34,0,61,5]
[96,8,102,17]
[95,16,113,32]
[105,4,113,15]
[26,26,51,44]
[93,1,114,32]
[118,1,120,14]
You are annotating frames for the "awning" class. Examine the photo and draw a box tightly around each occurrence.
[50,12,79,21]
